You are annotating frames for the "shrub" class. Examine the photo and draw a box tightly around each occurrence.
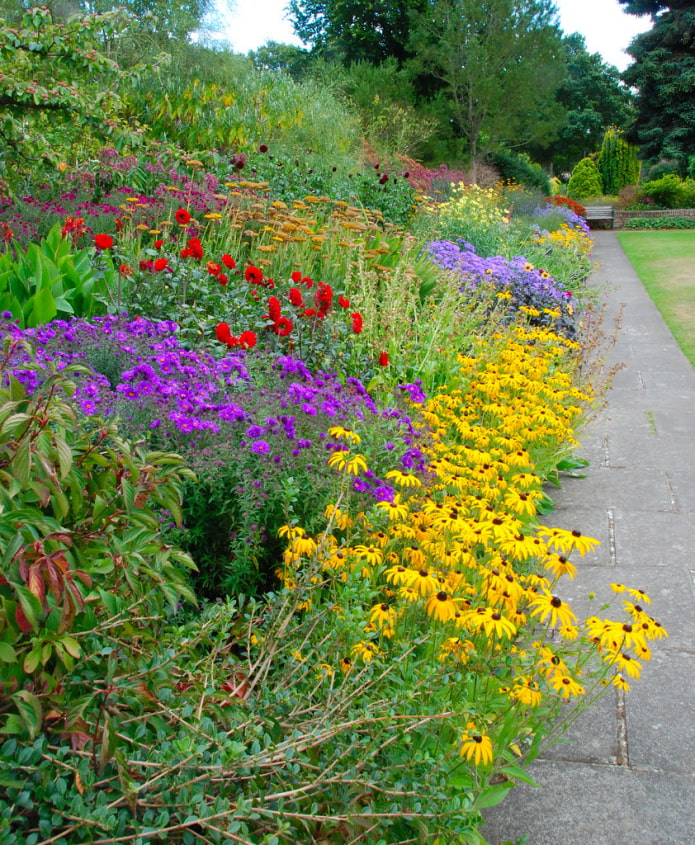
[623,216,695,229]
[639,174,695,209]
[489,150,551,195]
[567,157,603,200]
[597,127,640,196]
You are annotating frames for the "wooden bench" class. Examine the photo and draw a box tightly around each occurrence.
[584,206,615,229]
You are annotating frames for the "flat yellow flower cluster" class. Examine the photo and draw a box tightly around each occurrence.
[435,182,509,230]
[533,223,593,257]
[278,324,667,768]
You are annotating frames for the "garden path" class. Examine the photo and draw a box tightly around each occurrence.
[482,231,695,845]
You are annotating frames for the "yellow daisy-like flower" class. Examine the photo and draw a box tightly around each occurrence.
[438,637,474,663]
[324,504,352,530]
[549,673,585,698]
[339,656,353,674]
[384,565,412,587]
[424,591,459,623]
[612,674,630,692]
[607,651,642,679]
[399,585,419,603]
[278,524,304,540]
[626,587,651,605]
[327,426,361,445]
[369,602,398,631]
[289,533,317,558]
[459,724,494,766]
[529,590,577,628]
[351,641,382,663]
[467,606,518,639]
[538,526,600,557]
[376,494,410,522]
[384,469,422,488]
[409,569,440,598]
[542,553,577,580]
[511,679,542,708]
[327,451,368,475]
[352,545,383,567]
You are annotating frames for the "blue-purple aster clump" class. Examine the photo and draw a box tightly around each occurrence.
[424,239,577,337]
[1,314,430,597]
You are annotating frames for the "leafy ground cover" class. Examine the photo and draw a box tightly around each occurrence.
[617,231,695,366]
[0,156,669,844]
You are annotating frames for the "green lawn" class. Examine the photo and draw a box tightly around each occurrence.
[617,230,695,367]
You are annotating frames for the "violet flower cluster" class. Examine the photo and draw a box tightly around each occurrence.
[1,314,428,503]
[424,239,577,336]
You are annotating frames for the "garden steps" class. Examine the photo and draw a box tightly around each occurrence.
[482,230,695,845]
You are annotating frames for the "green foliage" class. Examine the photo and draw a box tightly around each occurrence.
[597,127,640,195]
[639,173,695,208]
[0,6,158,185]
[621,1,695,171]
[567,157,604,200]
[490,150,551,194]
[529,33,634,173]
[408,0,566,166]
[623,216,695,228]
[0,224,117,327]
[0,345,196,737]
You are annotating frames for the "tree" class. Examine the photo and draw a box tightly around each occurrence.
[0,6,157,182]
[407,0,566,174]
[567,156,603,199]
[288,0,426,65]
[529,34,634,174]
[620,0,695,171]
[597,127,640,194]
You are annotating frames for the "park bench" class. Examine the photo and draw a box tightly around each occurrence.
[584,206,615,229]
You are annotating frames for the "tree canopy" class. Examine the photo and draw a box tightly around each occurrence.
[620,0,695,170]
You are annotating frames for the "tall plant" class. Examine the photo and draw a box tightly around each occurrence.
[597,127,641,195]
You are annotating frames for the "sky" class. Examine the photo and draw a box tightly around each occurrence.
[216,0,653,71]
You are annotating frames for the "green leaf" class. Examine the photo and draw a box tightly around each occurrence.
[0,642,17,663]
[26,285,57,327]
[471,782,513,810]
[13,690,42,739]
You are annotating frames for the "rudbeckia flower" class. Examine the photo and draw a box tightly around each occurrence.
[529,590,577,628]
[459,724,494,766]
[425,591,458,623]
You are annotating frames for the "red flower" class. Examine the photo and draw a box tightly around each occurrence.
[217,273,228,286]
[140,259,154,272]
[315,282,333,314]
[94,233,114,250]
[302,308,318,318]
[273,316,293,337]
[265,278,275,289]
[154,239,164,250]
[188,237,203,259]
[302,277,313,289]
[351,312,363,334]
[245,265,264,285]
[119,263,133,277]
[379,174,389,185]
[259,144,269,153]
[154,258,168,272]
[291,270,302,283]
[215,322,232,344]
[115,218,123,232]
[207,262,221,275]
[379,352,389,366]
[175,208,192,225]
[289,287,304,307]
[180,247,192,258]
[267,295,282,322]
[239,330,257,349]
[222,254,236,269]
[339,295,350,308]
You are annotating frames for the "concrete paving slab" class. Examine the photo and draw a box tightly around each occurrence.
[626,649,695,774]
[539,690,618,766]
[481,759,695,845]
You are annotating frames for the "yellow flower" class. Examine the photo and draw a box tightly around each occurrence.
[278,524,304,540]
[369,602,398,631]
[467,606,517,639]
[529,590,577,628]
[549,673,585,698]
[340,656,353,674]
[409,569,440,598]
[538,526,600,557]
[327,426,361,445]
[385,469,422,488]
[351,641,382,663]
[327,450,368,475]
[511,679,542,707]
[352,545,383,567]
[376,494,410,522]
[459,724,494,766]
[425,591,459,623]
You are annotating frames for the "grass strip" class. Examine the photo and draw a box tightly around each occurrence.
[617,230,695,367]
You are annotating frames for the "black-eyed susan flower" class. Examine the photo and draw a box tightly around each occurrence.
[385,469,422,488]
[340,656,353,674]
[425,591,458,623]
[459,724,494,766]
[612,674,630,692]
[549,673,585,698]
[369,602,398,631]
[529,590,577,628]
[511,679,542,708]
[468,606,517,639]
[327,425,361,445]
[352,545,383,567]
[410,569,440,598]
[351,641,382,663]
[538,526,600,557]
[543,552,577,580]
[376,494,410,522]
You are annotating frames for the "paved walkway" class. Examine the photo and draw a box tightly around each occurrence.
[482,231,695,845]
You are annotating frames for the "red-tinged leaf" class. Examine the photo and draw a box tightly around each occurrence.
[46,561,65,604]
[65,578,85,611]
[15,604,33,634]
[73,570,93,588]
[27,566,47,610]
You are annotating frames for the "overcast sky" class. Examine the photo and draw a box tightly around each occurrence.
[215,0,653,71]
